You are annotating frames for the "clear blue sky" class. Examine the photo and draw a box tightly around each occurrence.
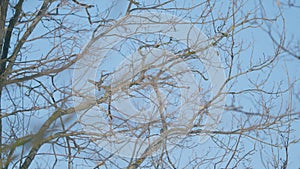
[17,0,300,168]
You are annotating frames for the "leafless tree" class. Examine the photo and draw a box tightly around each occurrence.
[0,0,299,169]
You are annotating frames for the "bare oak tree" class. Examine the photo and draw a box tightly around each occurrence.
[0,0,299,168]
